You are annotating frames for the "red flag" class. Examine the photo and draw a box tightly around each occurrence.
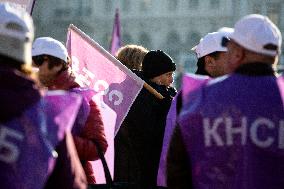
[109,8,122,55]
[0,0,36,14]
[66,25,144,183]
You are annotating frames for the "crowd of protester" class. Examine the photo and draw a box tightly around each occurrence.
[0,2,283,189]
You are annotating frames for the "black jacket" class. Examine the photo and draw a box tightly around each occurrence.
[114,71,176,188]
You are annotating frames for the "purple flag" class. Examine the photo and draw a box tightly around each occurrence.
[157,73,210,187]
[67,25,144,183]
[109,8,122,55]
[44,91,83,145]
[0,91,82,189]
[69,87,117,183]
[66,24,144,135]
[177,74,284,188]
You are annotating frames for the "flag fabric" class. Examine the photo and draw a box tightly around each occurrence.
[0,0,36,14]
[66,25,144,183]
[0,91,82,189]
[93,95,117,183]
[109,8,122,55]
[181,73,210,105]
[157,73,210,187]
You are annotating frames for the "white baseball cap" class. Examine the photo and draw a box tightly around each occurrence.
[32,37,68,62]
[0,2,34,64]
[218,27,234,34]
[192,31,233,59]
[230,14,282,57]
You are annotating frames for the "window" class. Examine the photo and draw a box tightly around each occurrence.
[210,0,220,9]
[75,0,93,16]
[189,0,198,9]
[267,3,280,25]
[140,0,150,11]
[54,8,71,17]
[187,32,201,47]
[122,33,132,44]
[166,31,181,61]
[77,0,83,16]
[252,3,261,14]
[168,0,178,11]
[105,0,112,12]
[167,31,181,46]
[139,33,151,49]
[122,0,130,12]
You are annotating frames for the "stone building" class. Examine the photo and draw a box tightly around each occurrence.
[33,0,284,78]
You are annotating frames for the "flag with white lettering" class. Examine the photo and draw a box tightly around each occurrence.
[67,25,144,183]
[0,91,82,189]
[0,0,36,14]
[109,8,121,55]
[176,74,284,188]
[157,73,210,187]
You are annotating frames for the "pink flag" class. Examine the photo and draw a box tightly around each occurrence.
[66,25,144,183]
[0,0,36,14]
[109,8,122,55]
[182,73,210,104]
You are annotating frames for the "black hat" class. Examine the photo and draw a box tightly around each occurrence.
[142,50,176,79]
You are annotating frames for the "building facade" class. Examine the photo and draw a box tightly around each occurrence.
[33,0,284,76]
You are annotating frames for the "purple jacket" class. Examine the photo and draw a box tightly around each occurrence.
[0,67,86,188]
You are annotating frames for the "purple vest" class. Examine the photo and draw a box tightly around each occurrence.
[178,74,284,189]
[0,92,82,189]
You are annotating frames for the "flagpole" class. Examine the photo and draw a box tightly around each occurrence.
[30,0,36,15]
[68,24,164,100]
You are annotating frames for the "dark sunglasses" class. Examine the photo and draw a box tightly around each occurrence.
[221,36,230,47]
[32,56,46,67]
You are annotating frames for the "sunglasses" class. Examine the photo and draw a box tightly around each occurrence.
[32,56,47,67]
[221,36,230,47]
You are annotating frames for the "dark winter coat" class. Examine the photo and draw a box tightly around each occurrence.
[114,70,176,189]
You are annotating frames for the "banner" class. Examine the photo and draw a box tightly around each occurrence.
[67,25,144,183]
[0,0,36,14]
[109,8,122,55]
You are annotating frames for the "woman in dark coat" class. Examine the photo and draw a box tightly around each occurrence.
[114,50,176,189]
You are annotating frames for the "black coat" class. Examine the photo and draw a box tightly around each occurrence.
[114,76,176,188]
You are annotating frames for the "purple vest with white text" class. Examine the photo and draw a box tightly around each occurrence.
[178,74,284,189]
[0,92,82,189]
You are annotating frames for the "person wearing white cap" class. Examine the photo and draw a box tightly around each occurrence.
[166,14,283,189]
[32,37,108,184]
[32,37,69,87]
[223,14,281,74]
[0,3,87,189]
[192,30,233,78]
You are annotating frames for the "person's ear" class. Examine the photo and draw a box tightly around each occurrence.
[66,56,72,67]
[234,45,245,63]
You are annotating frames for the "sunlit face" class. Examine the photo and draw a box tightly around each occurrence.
[151,71,174,87]
[225,40,242,73]
[208,52,229,77]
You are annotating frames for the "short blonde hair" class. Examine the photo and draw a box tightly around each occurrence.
[116,44,148,70]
